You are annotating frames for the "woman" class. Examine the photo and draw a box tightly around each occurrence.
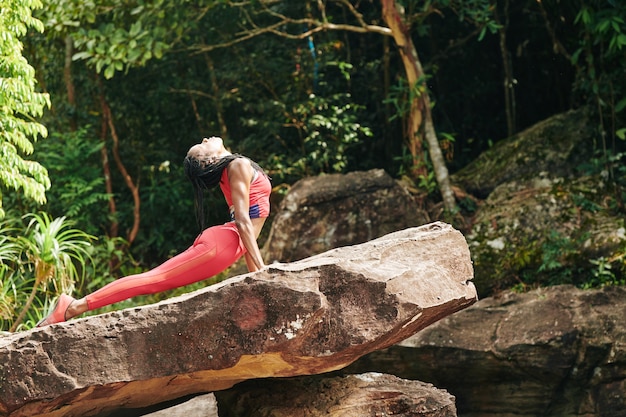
[37,136,271,327]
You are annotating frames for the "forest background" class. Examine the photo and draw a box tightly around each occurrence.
[1,0,625,331]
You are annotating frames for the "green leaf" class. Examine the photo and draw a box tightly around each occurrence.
[478,26,487,41]
[129,21,142,38]
[104,64,116,79]
[72,51,92,61]
[598,20,610,33]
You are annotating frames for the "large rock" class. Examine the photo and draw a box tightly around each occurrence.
[449,107,625,295]
[216,372,457,417]
[467,174,626,295]
[0,222,475,417]
[452,107,594,198]
[345,285,626,417]
[263,168,430,262]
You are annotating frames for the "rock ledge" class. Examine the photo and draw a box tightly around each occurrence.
[0,222,475,417]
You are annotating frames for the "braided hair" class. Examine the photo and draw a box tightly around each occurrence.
[183,153,266,232]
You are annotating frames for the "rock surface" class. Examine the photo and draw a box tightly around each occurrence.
[452,107,595,198]
[216,372,457,417]
[0,222,475,417]
[345,285,626,417]
[144,393,218,417]
[263,168,430,263]
[466,174,626,294]
[449,107,625,295]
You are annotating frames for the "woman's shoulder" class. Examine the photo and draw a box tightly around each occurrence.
[227,155,252,169]
[226,156,254,180]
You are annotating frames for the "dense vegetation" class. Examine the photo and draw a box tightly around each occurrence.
[1,0,624,330]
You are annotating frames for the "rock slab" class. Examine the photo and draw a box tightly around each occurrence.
[216,372,457,417]
[263,168,430,263]
[346,285,626,417]
[0,222,475,417]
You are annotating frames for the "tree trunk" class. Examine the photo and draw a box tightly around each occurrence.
[101,99,141,245]
[495,0,516,138]
[423,103,456,213]
[383,35,395,169]
[64,36,77,132]
[380,0,456,213]
[205,54,229,139]
[98,82,118,239]
[97,79,140,245]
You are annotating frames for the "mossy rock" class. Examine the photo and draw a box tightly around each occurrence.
[452,106,625,295]
[467,174,625,296]
[452,107,595,198]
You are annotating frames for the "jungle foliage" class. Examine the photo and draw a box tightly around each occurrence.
[1,0,625,330]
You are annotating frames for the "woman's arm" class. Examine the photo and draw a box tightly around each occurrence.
[227,158,266,272]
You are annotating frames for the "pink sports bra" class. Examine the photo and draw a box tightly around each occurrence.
[219,164,271,221]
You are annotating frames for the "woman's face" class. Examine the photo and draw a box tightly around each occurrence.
[187,136,230,163]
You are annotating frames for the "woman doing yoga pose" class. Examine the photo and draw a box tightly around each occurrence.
[37,136,271,327]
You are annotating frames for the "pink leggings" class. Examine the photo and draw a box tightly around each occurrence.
[85,223,245,311]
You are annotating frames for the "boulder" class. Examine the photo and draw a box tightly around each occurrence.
[0,222,475,417]
[451,107,595,198]
[262,168,430,263]
[216,372,457,417]
[449,107,625,295]
[467,174,626,294]
[344,285,626,417]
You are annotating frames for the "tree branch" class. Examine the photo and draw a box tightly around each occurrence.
[101,95,141,245]
[190,1,391,54]
[536,0,572,62]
